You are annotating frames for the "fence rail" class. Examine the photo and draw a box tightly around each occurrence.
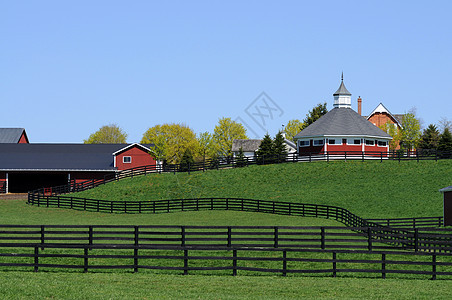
[26,197,451,253]
[0,225,451,279]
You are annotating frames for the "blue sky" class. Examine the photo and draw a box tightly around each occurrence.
[2,1,451,142]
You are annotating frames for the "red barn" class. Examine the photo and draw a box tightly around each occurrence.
[0,143,155,193]
[0,128,29,144]
[294,77,392,156]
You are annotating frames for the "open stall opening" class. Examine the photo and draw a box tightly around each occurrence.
[7,172,68,193]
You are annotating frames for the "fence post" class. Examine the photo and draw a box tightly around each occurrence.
[432,254,437,280]
[34,246,39,272]
[233,249,237,276]
[84,247,89,273]
[184,249,189,275]
[332,252,337,277]
[382,253,386,279]
[274,227,279,248]
[344,151,347,162]
[381,152,383,163]
[227,226,232,247]
[97,200,100,212]
[321,227,325,250]
[181,226,186,247]
[41,225,45,250]
[134,226,139,273]
[414,228,419,252]
[282,250,287,277]
[110,201,113,213]
[362,151,364,162]
[89,226,93,250]
[367,227,372,251]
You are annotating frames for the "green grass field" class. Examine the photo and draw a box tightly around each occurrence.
[1,160,451,299]
[72,160,452,218]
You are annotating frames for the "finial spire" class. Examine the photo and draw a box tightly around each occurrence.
[341,72,343,81]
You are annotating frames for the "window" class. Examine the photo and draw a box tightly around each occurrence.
[299,140,310,147]
[328,139,336,145]
[313,139,324,146]
[123,156,132,163]
[365,140,375,146]
[378,141,387,147]
[347,139,361,145]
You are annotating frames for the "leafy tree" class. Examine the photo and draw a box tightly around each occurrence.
[212,117,248,157]
[399,109,421,150]
[197,131,214,161]
[235,147,247,167]
[141,123,198,164]
[301,103,328,130]
[256,133,273,164]
[179,148,195,172]
[438,128,452,155]
[379,121,401,151]
[84,124,128,144]
[418,124,440,150]
[438,117,452,133]
[284,119,305,142]
[273,131,288,162]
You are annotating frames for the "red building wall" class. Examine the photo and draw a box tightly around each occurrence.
[115,146,156,170]
[18,132,29,144]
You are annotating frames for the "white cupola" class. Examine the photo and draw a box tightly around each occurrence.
[333,73,352,109]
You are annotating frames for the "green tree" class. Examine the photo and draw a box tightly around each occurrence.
[235,147,247,167]
[400,109,421,150]
[438,128,452,155]
[141,123,198,164]
[256,133,273,164]
[84,124,128,144]
[179,148,195,172]
[273,131,288,162]
[284,119,305,142]
[301,103,328,130]
[379,121,402,151]
[212,117,248,157]
[419,124,440,150]
[197,131,214,161]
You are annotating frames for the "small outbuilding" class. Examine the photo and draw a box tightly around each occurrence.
[440,186,452,226]
[0,128,29,144]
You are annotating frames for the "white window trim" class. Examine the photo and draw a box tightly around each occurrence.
[377,140,388,147]
[299,140,310,147]
[346,138,362,145]
[313,139,324,146]
[328,139,337,145]
[123,156,132,163]
[365,139,375,146]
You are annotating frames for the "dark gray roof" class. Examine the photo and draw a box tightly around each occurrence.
[0,128,26,143]
[333,81,351,96]
[0,143,153,171]
[294,108,393,139]
[231,139,262,152]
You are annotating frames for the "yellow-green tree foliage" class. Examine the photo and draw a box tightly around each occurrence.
[212,117,248,156]
[379,121,401,151]
[84,124,128,144]
[284,119,305,143]
[400,110,421,150]
[197,131,215,160]
[141,123,198,164]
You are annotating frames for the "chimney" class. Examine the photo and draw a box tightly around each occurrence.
[357,96,362,116]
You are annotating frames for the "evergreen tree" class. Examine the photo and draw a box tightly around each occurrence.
[179,148,195,172]
[418,124,440,150]
[256,134,274,164]
[301,103,328,130]
[438,128,452,157]
[235,147,247,167]
[273,131,288,162]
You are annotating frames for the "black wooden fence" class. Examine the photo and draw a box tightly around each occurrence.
[26,196,451,253]
[0,225,451,279]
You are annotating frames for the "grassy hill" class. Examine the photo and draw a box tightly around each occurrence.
[72,160,452,219]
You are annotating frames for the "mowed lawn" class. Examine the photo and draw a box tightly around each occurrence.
[1,160,451,299]
[72,160,452,219]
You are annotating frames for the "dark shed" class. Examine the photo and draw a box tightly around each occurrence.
[439,186,452,226]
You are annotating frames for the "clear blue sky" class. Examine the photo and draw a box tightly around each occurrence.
[2,1,451,142]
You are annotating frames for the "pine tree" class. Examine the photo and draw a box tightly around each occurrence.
[256,134,274,164]
[235,147,247,167]
[419,124,440,150]
[179,148,195,172]
[273,131,288,162]
[438,128,452,158]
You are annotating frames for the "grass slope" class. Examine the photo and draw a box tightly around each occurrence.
[72,160,452,218]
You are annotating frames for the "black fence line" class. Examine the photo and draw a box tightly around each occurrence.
[26,196,451,253]
[0,242,450,279]
[0,224,450,253]
[23,149,452,197]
